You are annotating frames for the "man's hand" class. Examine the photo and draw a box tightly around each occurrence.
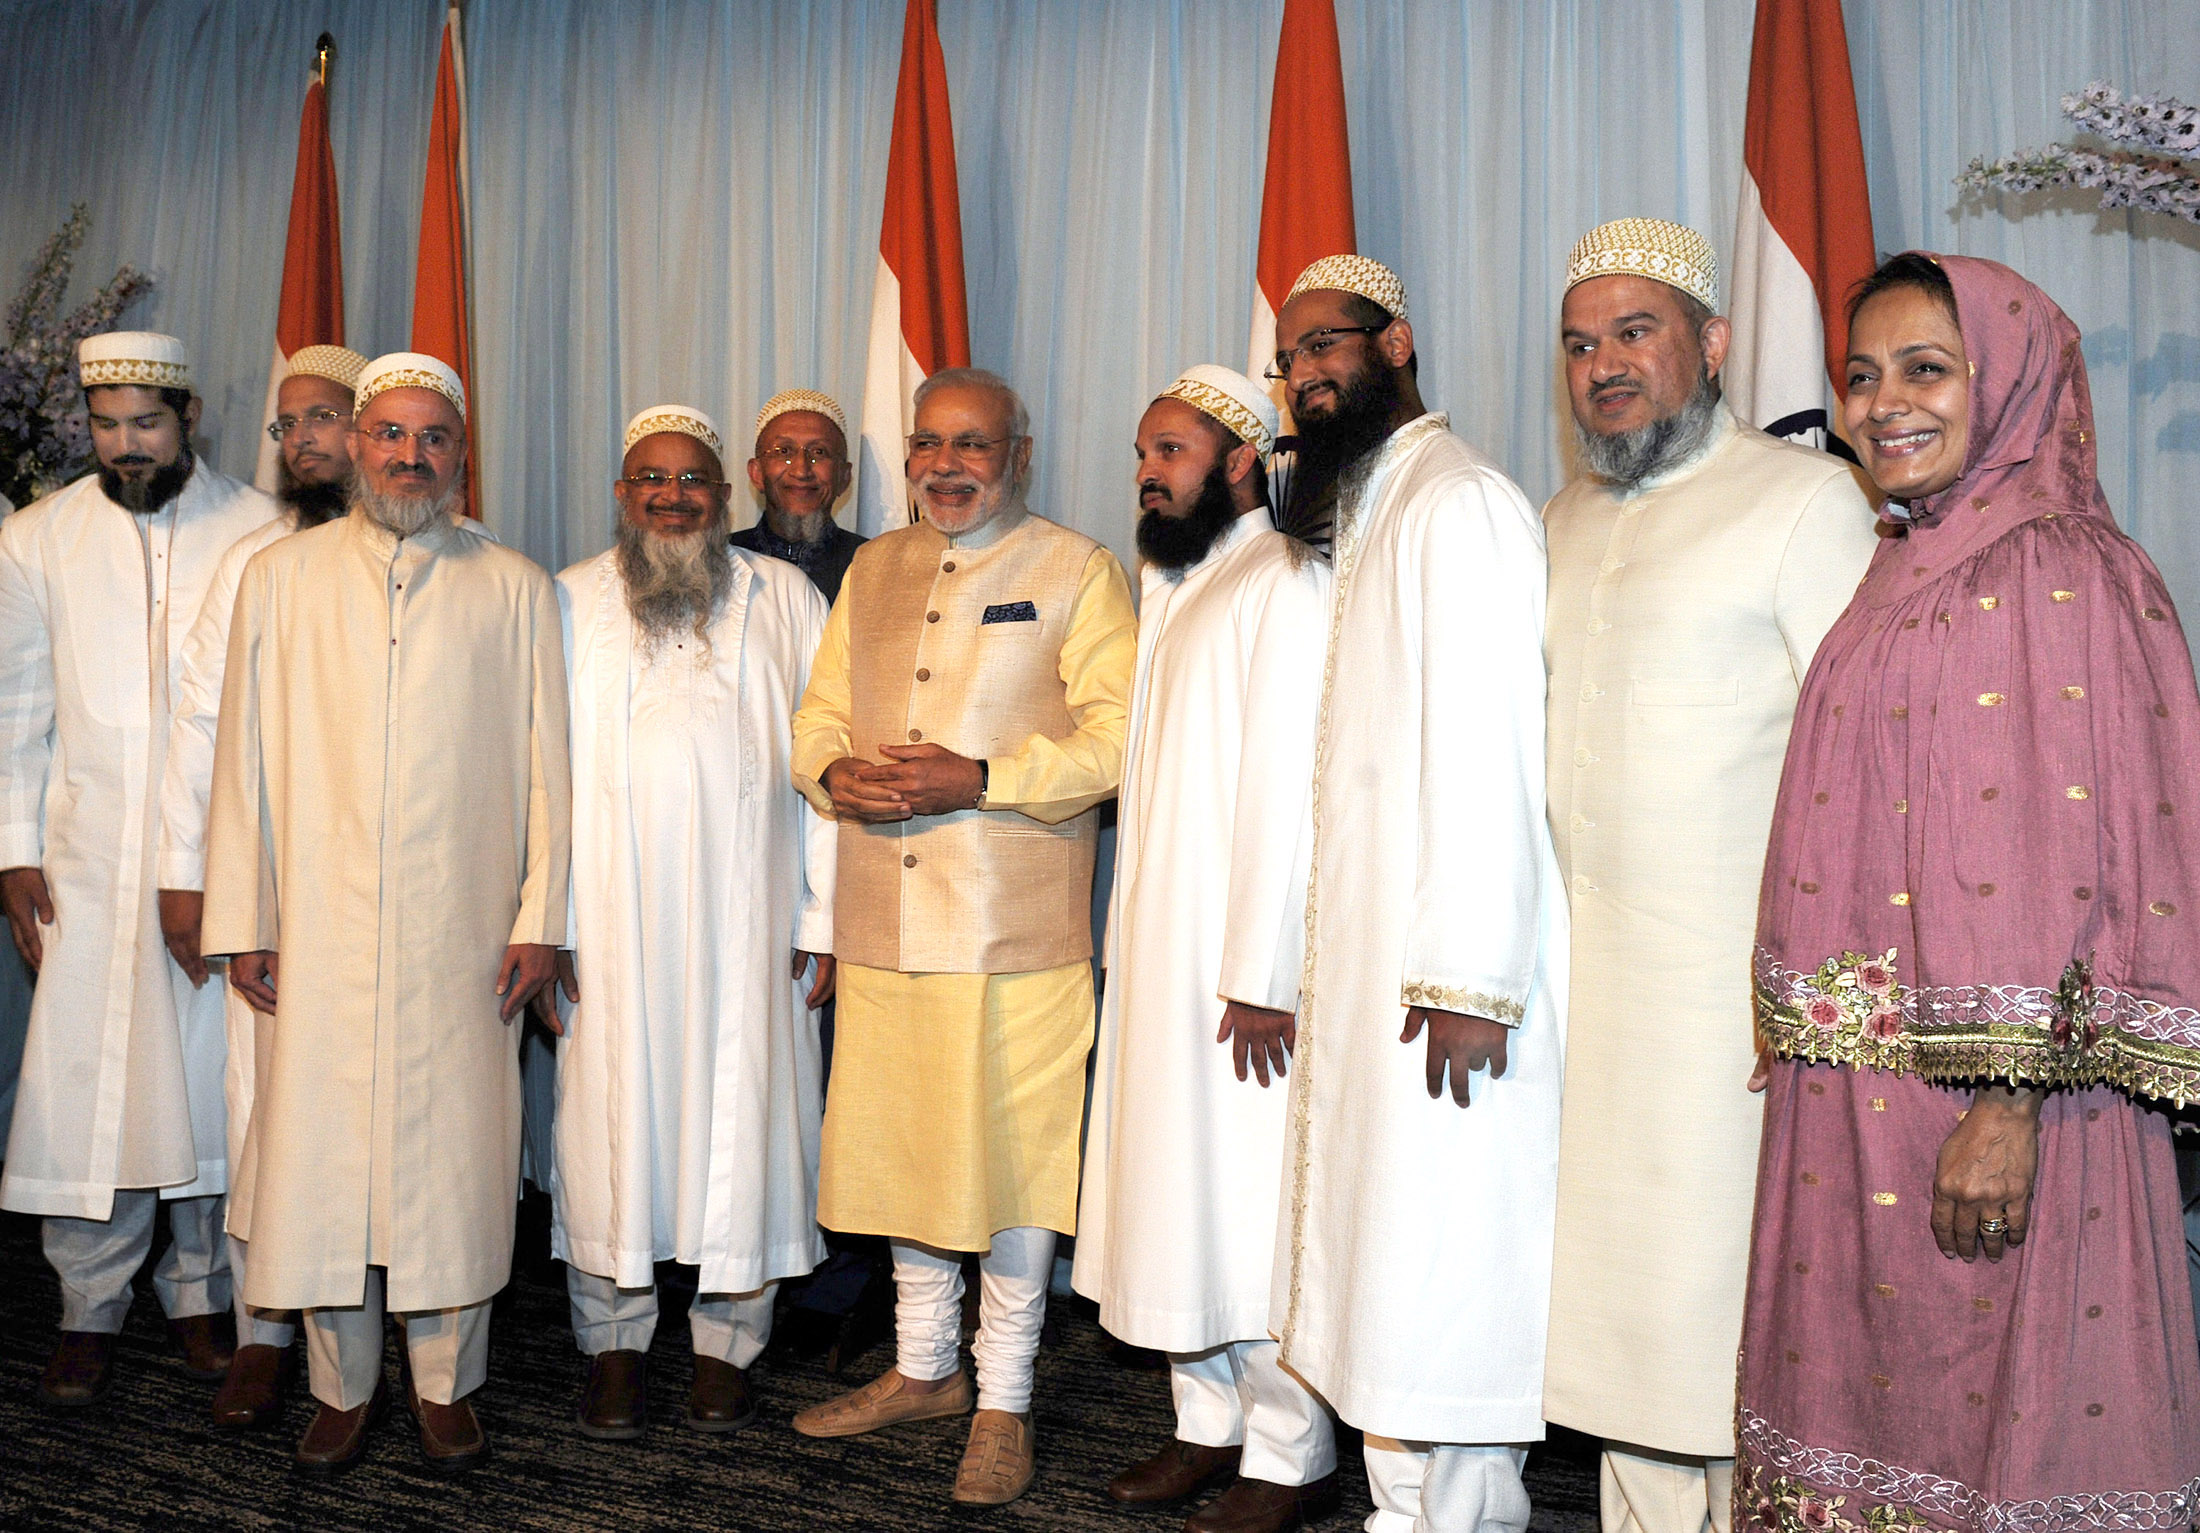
[531,949,579,1036]
[1401,1006,1510,1107]
[1217,1000,1296,1087]
[496,943,559,1023]
[1931,1083,2044,1263]
[822,756,912,824]
[795,950,837,1008]
[231,950,280,1015]
[866,743,984,817]
[1747,1043,1772,1093]
[158,888,209,988]
[1,866,53,971]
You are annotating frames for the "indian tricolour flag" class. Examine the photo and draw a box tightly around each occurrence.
[252,52,346,492]
[411,3,479,519]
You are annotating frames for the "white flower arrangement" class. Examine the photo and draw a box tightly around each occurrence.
[1958,82,2200,224]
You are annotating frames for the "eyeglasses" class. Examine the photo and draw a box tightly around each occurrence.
[1264,324,1391,382]
[362,421,459,454]
[267,407,350,441]
[759,445,844,469]
[621,471,726,492]
[906,433,1018,460]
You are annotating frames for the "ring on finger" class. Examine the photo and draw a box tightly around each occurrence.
[1978,1216,2009,1235]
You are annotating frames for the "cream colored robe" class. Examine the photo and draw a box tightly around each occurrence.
[1541,409,1878,1455]
[1274,416,1569,1445]
[0,462,278,1216]
[201,509,570,1312]
[1073,510,1329,1353]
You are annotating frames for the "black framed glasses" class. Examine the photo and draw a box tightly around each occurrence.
[1264,324,1390,382]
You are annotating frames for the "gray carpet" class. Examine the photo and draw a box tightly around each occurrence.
[0,1196,1602,1530]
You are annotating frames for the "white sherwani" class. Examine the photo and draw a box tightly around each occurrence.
[201,508,570,1312]
[551,547,835,1296]
[1073,509,1329,1352]
[1274,415,1569,1446]
[1541,410,1878,1454]
[0,463,277,1216]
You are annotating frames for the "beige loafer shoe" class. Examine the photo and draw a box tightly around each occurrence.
[791,1367,972,1439]
[952,1408,1035,1507]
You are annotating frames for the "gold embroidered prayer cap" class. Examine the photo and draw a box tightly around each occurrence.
[754,388,848,441]
[623,404,723,457]
[1284,254,1410,322]
[1564,217,1720,312]
[1156,364,1279,458]
[78,331,192,391]
[285,344,368,391]
[355,351,466,420]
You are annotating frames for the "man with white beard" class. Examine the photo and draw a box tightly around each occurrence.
[0,331,279,1409]
[155,342,373,1431]
[1073,365,1337,1533]
[547,403,835,1441]
[202,351,570,1476]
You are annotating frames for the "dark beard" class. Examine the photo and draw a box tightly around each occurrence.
[1136,463,1239,572]
[1575,370,1722,488]
[615,513,734,657]
[277,458,349,527]
[1279,363,1404,553]
[98,451,193,516]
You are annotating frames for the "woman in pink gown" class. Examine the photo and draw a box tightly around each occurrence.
[1736,252,2200,1533]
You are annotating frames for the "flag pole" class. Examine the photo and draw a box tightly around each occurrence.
[315,31,332,88]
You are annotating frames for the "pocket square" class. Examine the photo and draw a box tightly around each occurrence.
[981,601,1039,625]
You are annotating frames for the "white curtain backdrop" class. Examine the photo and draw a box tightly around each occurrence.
[1,0,2196,604]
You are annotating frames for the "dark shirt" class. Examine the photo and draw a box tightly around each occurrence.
[729,519,867,603]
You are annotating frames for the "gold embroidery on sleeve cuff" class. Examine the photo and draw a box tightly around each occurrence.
[1402,981,1526,1025]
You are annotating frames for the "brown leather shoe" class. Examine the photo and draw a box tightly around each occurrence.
[686,1354,756,1433]
[1108,1438,1243,1506]
[1185,1471,1344,1533]
[210,1342,295,1429]
[576,1349,648,1441]
[38,1331,116,1409]
[953,1408,1036,1506]
[167,1312,237,1381]
[791,1367,972,1438]
[294,1382,389,1477]
[409,1385,489,1475]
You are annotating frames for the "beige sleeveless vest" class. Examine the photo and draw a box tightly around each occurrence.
[835,511,1101,974]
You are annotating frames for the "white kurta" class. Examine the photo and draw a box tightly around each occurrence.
[1073,510,1329,1353]
[201,508,570,1312]
[0,463,278,1217]
[551,547,835,1296]
[1273,415,1569,1446]
[1540,410,1878,1455]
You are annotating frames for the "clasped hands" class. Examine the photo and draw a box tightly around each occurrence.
[822,747,983,823]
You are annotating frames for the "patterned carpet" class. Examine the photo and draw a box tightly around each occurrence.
[0,1196,1601,1531]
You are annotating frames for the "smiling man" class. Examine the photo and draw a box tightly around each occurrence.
[735,389,866,602]
[0,330,280,1412]
[1540,218,1877,1533]
[787,367,1134,1508]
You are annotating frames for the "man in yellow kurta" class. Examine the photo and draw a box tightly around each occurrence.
[1541,220,1878,1533]
[202,352,570,1478]
[787,367,1134,1508]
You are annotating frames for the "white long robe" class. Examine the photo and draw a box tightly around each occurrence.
[550,547,835,1296]
[1073,509,1329,1353]
[0,463,277,1216]
[201,508,570,1312]
[1273,415,1569,1446]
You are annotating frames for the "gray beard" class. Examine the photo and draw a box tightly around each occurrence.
[616,517,732,657]
[1575,373,1722,489]
[763,504,831,545]
[352,478,459,539]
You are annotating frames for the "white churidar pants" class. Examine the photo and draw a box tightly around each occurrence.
[303,1266,491,1410]
[1362,1439,1532,1533]
[227,1233,298,1348]
[1601,1444,1734,1533]
[891,1225,1053,1415]
[1171,1338,1337,1487]
[565,1268,777,1368]
[44,1191,228,1332]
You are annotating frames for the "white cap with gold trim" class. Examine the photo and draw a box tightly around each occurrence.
[623,405,724,456]
[1156,364,1279,458]
[1285,255,1410,322]
[356,352,466,419]
[1564,218,1720,311]
[286,344,369,391]
[753,388,848,440]
[78,331,192,391]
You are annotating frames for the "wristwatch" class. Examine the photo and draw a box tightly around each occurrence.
[976,758,990,808]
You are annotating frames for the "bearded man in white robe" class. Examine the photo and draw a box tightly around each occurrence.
[1073,365,1336,1533]
[0,331,278,1409]
[155,342,373,1432]
[202,352,570,1477]
[1269,257,1569,1533]
[548,403,834,1442]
